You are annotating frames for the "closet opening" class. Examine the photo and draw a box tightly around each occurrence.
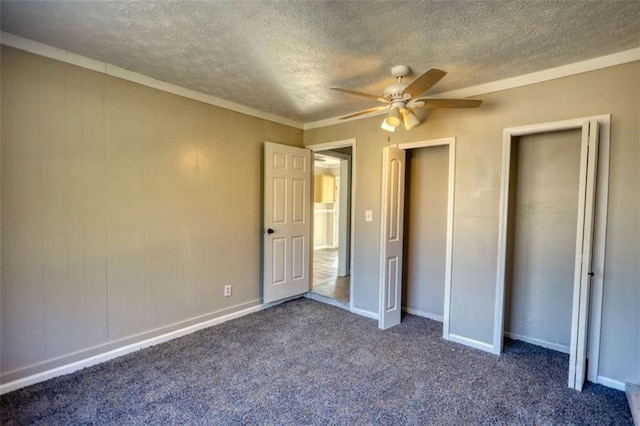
[378,137,455,336]
[495,116,609,391]
[504,128,581,360]
[402,145,450,327]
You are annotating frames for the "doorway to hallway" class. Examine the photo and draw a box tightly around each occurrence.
[310,148,352,309]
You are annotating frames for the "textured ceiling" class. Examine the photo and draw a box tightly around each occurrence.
[1,0,639,124]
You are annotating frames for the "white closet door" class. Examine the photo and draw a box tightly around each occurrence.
[379,146,406,329]
[568,119,599,390]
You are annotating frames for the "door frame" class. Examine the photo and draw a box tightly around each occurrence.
[308,138,357,313]
[333,176,340,249]
[493,115,611,388]
[379,137,457,336]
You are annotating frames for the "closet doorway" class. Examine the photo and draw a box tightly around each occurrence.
[495,116,611,391]
[378,137,455,338]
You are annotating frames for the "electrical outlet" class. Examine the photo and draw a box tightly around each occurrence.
[224,285,232,297]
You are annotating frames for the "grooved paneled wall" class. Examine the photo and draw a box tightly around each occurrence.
[0,46,302,382]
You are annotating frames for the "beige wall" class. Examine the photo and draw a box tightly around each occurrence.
[0,46,303,382]
[304,61,640,384]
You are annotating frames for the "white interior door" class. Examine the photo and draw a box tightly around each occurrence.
[569,119,599,390]
[263,142,311,304]
[379,146,406,329]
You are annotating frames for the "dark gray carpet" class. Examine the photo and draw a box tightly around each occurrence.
[0,298,632,425]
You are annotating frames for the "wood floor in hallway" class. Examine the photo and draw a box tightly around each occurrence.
[312,248,350,304]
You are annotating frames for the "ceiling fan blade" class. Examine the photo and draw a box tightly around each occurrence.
[339,105,388,120]
[411,98,483,109]
[331,87,388,103]
[402,68,447,98]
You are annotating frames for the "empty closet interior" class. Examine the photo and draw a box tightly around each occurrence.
[402,145,449,323]
[504,129,582,353]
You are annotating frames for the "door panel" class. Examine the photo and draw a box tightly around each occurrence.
[263,142,311,304]
[388,159,402,240]
[292,179,305,223]
[292,155,306,171]
[272,238,286,284]
[379,146,406,329]
[273,177,286,224]
[386,256,399,311]
[292,236,305,280]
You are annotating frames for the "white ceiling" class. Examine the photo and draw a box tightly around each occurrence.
[1,1,639,124]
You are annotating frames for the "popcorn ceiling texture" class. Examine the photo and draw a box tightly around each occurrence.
[1,0,639,123]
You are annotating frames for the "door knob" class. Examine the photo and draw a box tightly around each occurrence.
[267,228,275,234]
[588,272,595,277]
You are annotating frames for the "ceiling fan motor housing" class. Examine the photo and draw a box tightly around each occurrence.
[383,83,409,100]
[384,65,411,101]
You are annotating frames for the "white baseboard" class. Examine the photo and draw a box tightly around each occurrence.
[0,299,270,395]
[351,307,379,320]
[597,375,626,391]
[446,333,494,353]
[402,306,443,322]
[504,331,570,354]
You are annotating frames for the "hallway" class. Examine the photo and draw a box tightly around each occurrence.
[312,248,349,304]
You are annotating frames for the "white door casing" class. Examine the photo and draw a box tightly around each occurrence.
[379,146,406,329]
[263,142,311,304]
[494,116,608,391]
[333,176,340,248]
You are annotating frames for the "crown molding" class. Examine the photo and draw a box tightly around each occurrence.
[0,32,305,130]
[2,32,637,132]
[304,47,640,130]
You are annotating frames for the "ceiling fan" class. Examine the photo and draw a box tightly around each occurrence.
[331,65,482,132]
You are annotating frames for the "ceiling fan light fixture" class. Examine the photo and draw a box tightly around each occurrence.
[381,119,396,132]
[385,107,402,128]
[402,108,420,130]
